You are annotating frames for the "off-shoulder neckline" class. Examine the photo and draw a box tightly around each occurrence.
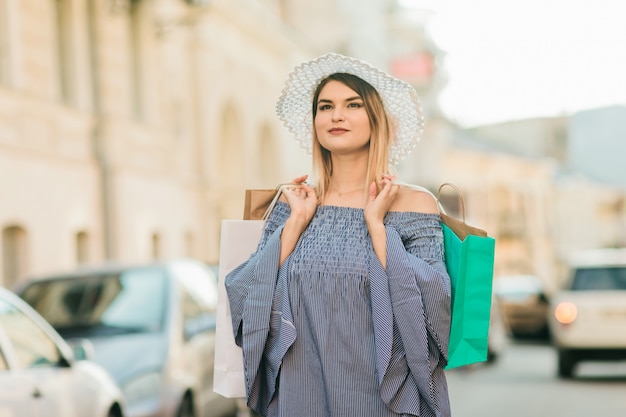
[273,201,440,217]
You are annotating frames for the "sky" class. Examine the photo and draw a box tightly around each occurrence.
[399,0,626,127]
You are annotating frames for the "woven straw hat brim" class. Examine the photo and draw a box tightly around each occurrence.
[275,53,424,165]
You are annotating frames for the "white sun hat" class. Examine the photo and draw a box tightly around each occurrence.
[275,52,425,165]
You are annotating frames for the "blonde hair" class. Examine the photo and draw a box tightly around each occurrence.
[311,73,395,202]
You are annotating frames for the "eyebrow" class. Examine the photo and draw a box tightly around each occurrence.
[317,96,363,105]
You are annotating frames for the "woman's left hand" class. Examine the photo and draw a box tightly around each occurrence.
[364,174,399,228]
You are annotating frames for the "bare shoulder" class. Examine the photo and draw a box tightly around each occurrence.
[391,186,439,214]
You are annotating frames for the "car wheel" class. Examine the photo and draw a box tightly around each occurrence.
[176,395,195,417]
[557,350,576,379]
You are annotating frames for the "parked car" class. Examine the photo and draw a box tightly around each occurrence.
[549,248,626,378]
[493,274,550,339]
[0,286,125,417]
[15,259,239,417]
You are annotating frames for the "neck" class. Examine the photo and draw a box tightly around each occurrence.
[329,154,368,190]
[330,185,365,196]
[328,174,367,196]
[323,182,367,208]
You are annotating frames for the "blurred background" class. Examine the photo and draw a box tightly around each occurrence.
[1,0,624,287]
[1,0,626,416]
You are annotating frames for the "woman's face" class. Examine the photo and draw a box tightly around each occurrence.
[314,80,371,158]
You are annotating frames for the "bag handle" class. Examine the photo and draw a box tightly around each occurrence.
[262,181,467,223]
[261,183,302,221]
[437,182,466,223]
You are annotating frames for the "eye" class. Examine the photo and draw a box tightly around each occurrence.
[318,104,332,111]
[348,102,363,108]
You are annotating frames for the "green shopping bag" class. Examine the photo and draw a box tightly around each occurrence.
[378,182,496,369]
[438,185,496,369]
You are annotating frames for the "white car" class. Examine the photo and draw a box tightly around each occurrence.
[549,248,626,378]
[16,259,239,417]
[0,287,125,417]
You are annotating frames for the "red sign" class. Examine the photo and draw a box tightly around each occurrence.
[390,53,434,84]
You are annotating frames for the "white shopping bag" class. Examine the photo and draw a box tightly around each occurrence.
[213,219,265,398]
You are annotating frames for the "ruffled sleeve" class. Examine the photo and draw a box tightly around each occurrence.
[369,213,451,417]
[224,202,296,415]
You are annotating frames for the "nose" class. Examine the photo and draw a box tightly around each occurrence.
[331,107,345,122]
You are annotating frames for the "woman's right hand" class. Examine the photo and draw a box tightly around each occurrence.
[279,175,317,266]
[283,175,318,226]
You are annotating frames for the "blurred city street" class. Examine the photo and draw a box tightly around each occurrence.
[447,340,626,417]
[1,0,625,416]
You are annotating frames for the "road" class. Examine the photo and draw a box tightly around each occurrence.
[446,341,626,417]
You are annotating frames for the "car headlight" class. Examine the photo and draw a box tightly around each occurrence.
[123,371,162,405]
[554,302,577,324]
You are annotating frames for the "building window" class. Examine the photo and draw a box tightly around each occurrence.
[129,0,145,120]
[75,231,89,264]
[0,0,10,85]
[185,231,193,258]
[54,0,74,104]
[2,225,28,288]
[151,232,161,260]
[219,104,242,188]
[258,123,279,185]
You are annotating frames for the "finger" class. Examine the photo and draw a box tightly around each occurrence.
[286,187,302,198]
[389,183,400,198]
[368,181,377,201]
[299,183,315,200]
[300,182,313,193]
[292,174,308,184]
[381,175,395,187]
[379,179,392,193]
[378,180,398,200]
[382,174,396,183]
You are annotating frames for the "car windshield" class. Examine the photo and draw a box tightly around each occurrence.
[20,267,168,337]
[571,266,626,291]
[494,276,545,300]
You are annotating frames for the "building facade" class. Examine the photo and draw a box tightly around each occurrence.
[457,114,626,289]
[2,0,622,294]
[0,0,416,287]
[0,0,315,287]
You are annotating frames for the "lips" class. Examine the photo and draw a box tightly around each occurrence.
[328,128,349,134]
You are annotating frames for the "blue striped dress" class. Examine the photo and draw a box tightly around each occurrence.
[225,202,452,417]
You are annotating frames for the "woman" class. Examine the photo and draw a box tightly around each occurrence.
[225,53,451,417]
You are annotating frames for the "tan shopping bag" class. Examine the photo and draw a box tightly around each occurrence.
[213,219,265,398]
[243,189,277,220]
